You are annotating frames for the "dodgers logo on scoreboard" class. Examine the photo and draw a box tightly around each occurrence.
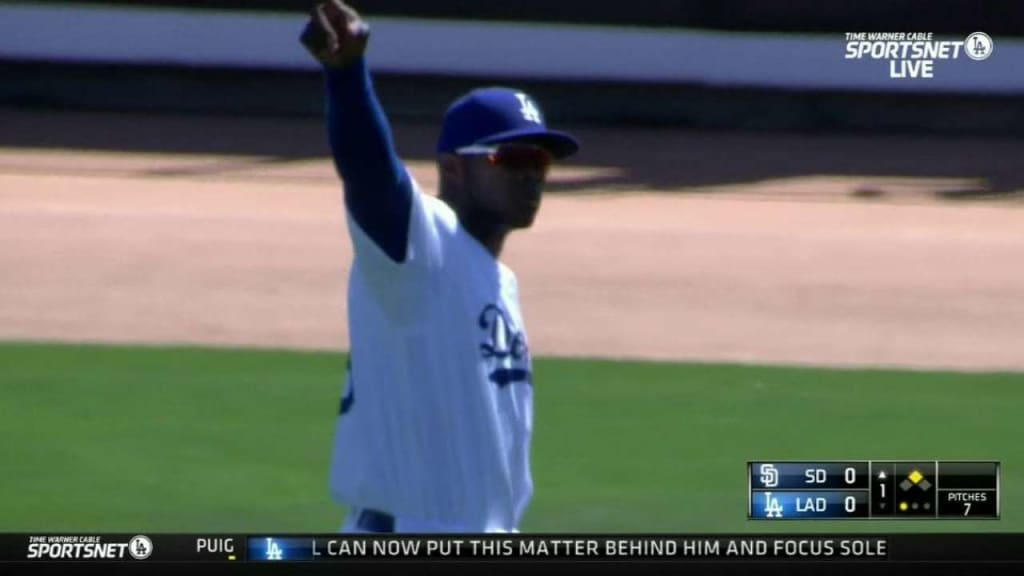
[763,492,784,518]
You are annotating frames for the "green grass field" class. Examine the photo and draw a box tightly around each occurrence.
[1,342,1020,533]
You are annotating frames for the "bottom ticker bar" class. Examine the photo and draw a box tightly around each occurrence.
[4,533,1024,564]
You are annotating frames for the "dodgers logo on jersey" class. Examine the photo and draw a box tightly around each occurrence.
[478,304,531,387]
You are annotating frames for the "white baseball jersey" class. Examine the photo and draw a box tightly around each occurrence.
[328,177,534,533]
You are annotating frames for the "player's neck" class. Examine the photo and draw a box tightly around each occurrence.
[439,188,509,258]
[462,219,508,259]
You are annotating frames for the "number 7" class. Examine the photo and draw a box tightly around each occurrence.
[964,503,972,516]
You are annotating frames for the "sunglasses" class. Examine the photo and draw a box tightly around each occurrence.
[455,144,553,173]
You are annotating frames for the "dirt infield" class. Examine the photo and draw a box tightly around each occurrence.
[1,109,1023,370]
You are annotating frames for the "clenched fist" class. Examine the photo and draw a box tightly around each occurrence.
[300,0,370,68]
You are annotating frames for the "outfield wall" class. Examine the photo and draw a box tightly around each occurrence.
[1,2,1022,133]
[2,2,1021,94]
[13,0,1024,35]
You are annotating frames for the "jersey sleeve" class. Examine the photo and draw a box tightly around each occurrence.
[325,58,412,264]
[325,58,461,315]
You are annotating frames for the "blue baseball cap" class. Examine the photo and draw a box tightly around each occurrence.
[437,87,579,159]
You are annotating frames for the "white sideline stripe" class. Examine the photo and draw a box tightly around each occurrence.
[1,3,1022,93]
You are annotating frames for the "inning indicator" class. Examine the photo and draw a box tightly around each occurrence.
[748,461,1000,520]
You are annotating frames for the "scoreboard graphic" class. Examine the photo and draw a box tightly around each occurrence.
[748,461,1000,520]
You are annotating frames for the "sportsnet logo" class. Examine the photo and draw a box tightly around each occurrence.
[844,32,993,79]
[26,534,152,560]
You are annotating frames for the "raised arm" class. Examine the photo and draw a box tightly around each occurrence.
[301,0,412,263]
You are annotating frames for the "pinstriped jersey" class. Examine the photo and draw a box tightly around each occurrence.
[328,179,534,532]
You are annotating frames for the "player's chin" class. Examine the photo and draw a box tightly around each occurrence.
[508,202,541,228]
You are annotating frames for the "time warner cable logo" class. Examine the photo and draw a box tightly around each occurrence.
[26,535,153,560]
[845,32,993,78]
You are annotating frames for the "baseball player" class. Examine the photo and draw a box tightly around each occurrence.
[300,1,580,533]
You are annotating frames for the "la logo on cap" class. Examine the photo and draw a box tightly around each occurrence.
[515,93,542,124]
